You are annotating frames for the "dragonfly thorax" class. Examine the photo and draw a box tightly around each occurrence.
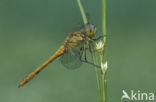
[64,31,85,49]
[64,24,96,50]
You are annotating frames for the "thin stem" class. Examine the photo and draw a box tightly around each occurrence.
[102,0,106,42]
[91,44,102,102]
[104,71,107,102]
[94,57,102,102]
[77,0,88,24]
[102,0,107,102]
[102,72,106,102]
[102,0,107,62]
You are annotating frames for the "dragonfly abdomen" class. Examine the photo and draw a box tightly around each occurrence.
[18,45,66,88]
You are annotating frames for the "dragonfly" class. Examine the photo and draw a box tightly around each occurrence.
[18,24,101,88]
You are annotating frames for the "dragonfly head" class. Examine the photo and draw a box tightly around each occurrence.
[85,24,97,37]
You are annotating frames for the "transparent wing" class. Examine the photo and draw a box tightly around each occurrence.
[59,48,82,70]
[72,26,83,32]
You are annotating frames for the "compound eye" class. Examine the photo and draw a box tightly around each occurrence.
[89,24,94,29]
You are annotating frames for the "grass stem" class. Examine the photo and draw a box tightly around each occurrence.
[102,0,107,102]
[92,44,103,102]
[77,0,88,24]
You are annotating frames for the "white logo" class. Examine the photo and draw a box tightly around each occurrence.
[121,90,131,100]
[121,90,155,101]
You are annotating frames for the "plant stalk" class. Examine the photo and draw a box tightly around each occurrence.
[102,0,107,102]
[77,0,88,24]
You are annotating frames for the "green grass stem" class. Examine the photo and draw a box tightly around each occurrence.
[102,0,107,102]
[77,0,88,24]
[91,43,103,102]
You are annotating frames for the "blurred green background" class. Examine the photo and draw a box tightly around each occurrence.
[0,0,156,102]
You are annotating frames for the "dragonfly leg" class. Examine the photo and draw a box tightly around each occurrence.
[87,35,105,42]
[80,44,87,61]
[83,44,87,61]
[88,43,93,53]
[87,37,95,42]
[81,59,101,68]
[80,46,84,60]
[87,43,98,53]
[80,46,100,68]
[80,47,83,60]
[92,35,104,41]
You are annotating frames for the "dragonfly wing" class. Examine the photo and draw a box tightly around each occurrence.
[59,48,82,70]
